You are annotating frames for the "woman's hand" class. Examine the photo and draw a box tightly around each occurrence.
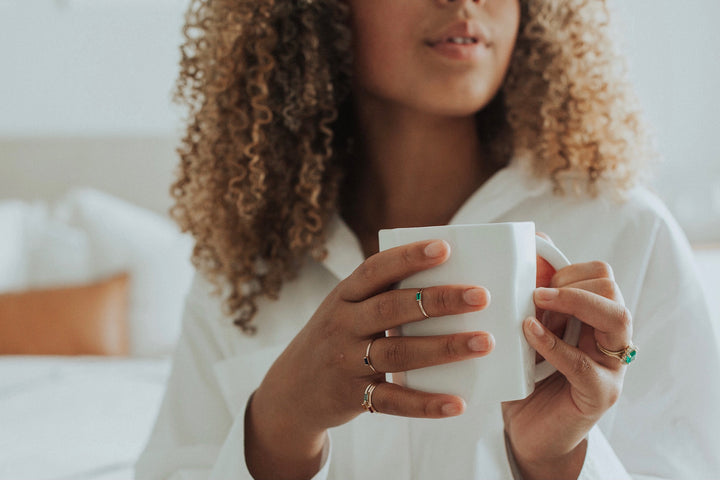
[246,239,493,480]
[502,256,632,480]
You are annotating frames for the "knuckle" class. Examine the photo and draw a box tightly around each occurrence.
[617,306,632,330]
[423,399,436,418]
[444,336,463,360]
[374,294,396,319]
[384,341,408,370]
[357,260,378,284]
[320,319,343,342]
[546,334,559,353]
[596,278,616,299]
[592,261,614,280]
[401,246,415,269]
[436,288,454,314]
[572,353,593,377]
[331,282,348,302]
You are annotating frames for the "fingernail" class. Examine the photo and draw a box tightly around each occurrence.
[441,402,462,416]
[535,287,559,301]
[468,333,493,352]
[527,317,545,337]
[424,240,449,258]
[463,287,489,306]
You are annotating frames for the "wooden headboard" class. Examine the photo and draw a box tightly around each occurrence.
[0,136,180,217]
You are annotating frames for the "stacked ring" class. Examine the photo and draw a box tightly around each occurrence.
[361,382,379,413]
[596,341,638,364]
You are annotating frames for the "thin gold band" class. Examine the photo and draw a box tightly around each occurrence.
[363,338,378,373]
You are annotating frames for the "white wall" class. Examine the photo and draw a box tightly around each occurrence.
[1,0,719,241]
[608,0,720,242]
[0,0,187,137]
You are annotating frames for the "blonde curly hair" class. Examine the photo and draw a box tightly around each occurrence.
[169,0,654,334]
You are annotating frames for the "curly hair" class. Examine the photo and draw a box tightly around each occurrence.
[169,0,655,334]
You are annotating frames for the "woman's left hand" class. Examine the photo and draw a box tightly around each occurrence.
[501,255,633,480]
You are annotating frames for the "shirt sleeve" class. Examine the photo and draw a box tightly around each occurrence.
[578,214,720,479]
[507,213,720,480]
[133,274,332,480]
[505,425,632,480]
[601,216,720,479]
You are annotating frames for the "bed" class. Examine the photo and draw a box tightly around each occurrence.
[0,136,718,480]
[0,355,171,480]
[0,136,194,480]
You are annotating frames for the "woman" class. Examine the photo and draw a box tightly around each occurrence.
[135,0,720,478]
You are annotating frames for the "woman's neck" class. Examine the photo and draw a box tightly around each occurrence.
[342,97,493,258]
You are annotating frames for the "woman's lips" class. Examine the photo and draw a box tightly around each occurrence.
[426,40,489,62]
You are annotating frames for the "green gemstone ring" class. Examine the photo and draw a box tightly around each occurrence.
[416,288,430,319]
[596,341,638,365]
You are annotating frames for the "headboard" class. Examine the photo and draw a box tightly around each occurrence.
[0,136,180,217]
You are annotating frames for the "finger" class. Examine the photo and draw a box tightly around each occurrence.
[356,285,490,335]
[560,278,625,304]
[361,381,466,418]
[535,231,553,243]
[364,332,494,374]
[541,310,570,338]
[522,318,620,411]
[340,240,450,302]
[538,278,624,343]
[533,287,632,352]
[550,261,615,288]
[536,255,556,289]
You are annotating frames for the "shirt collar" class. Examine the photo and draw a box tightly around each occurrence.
[320,158,552,281]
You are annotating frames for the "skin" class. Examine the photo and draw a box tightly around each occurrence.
[245,1,633,479]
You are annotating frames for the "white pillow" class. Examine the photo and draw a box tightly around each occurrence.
[24,202,93,290]
[53,188,194,357]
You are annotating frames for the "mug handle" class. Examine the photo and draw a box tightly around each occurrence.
[533,236,582,382]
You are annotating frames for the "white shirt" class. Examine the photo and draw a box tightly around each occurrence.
[135,161,720,479]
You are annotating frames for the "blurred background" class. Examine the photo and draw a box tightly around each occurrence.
[0,1,718,479]
[1,0,719,239]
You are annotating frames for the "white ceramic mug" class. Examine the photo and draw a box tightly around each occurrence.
[378,222,581,407]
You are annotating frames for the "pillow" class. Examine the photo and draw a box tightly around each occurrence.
[0,199,93,293]
[0,272,130,356]
[53,188,194,356]
[24,201,94,289]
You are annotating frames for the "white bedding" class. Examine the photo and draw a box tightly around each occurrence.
[0,356,171,480]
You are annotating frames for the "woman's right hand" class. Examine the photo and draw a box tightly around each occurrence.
[245,239,494,479]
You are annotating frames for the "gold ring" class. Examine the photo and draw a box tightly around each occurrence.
[363,338,378,373]
[596,341,638,364]
[361,382,379,413]
[416,288,430,319]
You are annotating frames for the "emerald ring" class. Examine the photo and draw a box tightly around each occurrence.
[596,341,638,365]
[416,288,430,319]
